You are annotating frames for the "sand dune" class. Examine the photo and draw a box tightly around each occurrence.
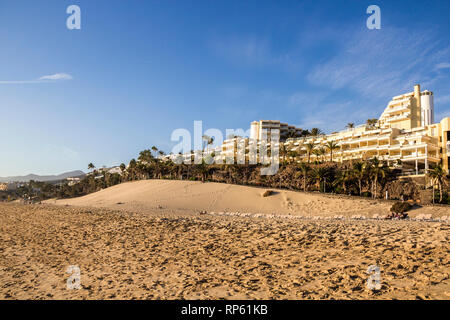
[48,180,450,218]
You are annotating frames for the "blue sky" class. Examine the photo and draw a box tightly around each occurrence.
[1,0,450,176]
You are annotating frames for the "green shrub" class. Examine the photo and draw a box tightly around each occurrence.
[390,201,412,214]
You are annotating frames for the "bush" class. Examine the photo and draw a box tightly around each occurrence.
[390,201,412,214]
[262,190,274,197]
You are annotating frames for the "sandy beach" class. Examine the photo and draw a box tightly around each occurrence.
[0,180,449,299]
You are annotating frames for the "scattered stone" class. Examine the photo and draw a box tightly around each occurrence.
[262,190,274,197]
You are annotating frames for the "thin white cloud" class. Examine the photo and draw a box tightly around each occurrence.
[0,80,41,84]
[0,73,73,84]
[38,73,73,81]
[209,36,298,70]
[435,62,450,70]
[307,27,449,98]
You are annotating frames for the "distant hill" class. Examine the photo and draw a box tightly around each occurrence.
[0,170,86,183]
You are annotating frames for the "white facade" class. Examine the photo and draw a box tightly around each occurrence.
[250,121,259,140]
[420,90,434,127]
[250,120,302,142]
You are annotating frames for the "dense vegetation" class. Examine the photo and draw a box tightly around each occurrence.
[3,145,448,204]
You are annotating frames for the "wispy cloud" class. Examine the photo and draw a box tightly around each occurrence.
[38,73,73,81]
[435,62,450,70]
[287,90,372,132]
[0,73,73,84]
[209,36,298,70]
[307,27,450,98]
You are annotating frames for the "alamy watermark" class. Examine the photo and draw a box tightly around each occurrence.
[170,121,279,175]
[366,264,381,290]
[66,265,81,290]
[366,5,381,30]
[66,5,81,30]
[64,6,380,33]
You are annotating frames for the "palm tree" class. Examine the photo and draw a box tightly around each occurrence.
[353,161,366,196]
[198,160,210,183]
[208,136,214,149]
[305,142,315,163]
[335,169,352,194]
[368,157,389,198]
[346,123,355,129]
[312,167,330,192]
[138,149,153,164]
[128,159,137,180]
[287,130,299,139]
[151,146,158,157]
[310,128,324,136]
[298,162,311,191]
[366,118,378,129]
[202,135,211,151]
[312,148,321,163]
[428,164,446,203]
[318,147,326,162]
[280,144,288,164]
[288,150,298,164]
[88,163,95,172]
[325,141,340,162]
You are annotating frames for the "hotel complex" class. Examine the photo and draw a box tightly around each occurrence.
[274,84,450,176]
[169,84,450,176]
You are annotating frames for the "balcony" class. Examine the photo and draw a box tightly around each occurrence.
[386,113,410,122]
[388,97,411,106]
[384,104,410,114]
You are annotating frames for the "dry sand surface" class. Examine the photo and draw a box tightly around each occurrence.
[47,180,450,219]
[1,201,449,300]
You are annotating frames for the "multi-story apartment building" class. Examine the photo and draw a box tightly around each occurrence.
[250,120,302,142]
[166,84,449,176]
[279,84,449,176]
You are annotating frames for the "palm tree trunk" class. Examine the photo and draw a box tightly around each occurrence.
[439,181,443,203]
[432,183,435,204]
[374,177,378,199]
[359,180,362,196]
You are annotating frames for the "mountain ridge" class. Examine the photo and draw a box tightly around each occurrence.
[0,170,86,183]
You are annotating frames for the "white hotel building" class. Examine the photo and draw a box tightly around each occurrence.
[167,84,450,176]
